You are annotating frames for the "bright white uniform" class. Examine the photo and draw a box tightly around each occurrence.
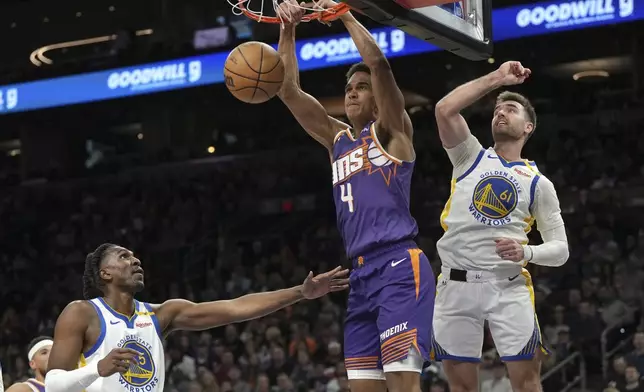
[432,135,564,362]
[79,298,165,392]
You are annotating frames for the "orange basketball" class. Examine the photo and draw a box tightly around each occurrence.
[223,41,285,104]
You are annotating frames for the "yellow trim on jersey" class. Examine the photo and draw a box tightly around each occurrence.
[521,270,548,355]
[333,129,352,144]
[524,216,535,234]
[523,160,540,175]
[440,179,456,232]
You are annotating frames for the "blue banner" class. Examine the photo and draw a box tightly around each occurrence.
[0,0,641,114]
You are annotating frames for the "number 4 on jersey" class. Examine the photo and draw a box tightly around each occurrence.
[340,183,355,213]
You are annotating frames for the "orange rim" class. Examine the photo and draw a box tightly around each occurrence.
[238,1,350,23]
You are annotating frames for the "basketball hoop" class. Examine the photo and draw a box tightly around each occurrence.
[229,0,350,24]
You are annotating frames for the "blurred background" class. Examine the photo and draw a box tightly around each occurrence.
[0,0,643,391]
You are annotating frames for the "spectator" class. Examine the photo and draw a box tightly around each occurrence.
[621,365,644,392]
[481,360,512,392]
[626,332,644,376]
[608,356,628,386]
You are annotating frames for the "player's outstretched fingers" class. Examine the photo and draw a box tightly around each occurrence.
[333,268,349,278]
[330,283,350,292]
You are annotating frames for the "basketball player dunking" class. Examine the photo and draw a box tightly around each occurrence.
[44,243,348,392]
[432,61,569,392]
[6,336,52,392]
[276,2,434,392]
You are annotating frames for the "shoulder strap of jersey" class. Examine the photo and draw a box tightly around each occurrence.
[139,301,164,340]
[24,379,44,392]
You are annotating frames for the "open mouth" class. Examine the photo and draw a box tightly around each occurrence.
[133,268,144,277]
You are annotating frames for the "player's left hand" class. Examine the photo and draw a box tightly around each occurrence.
[301,266,350,299]
[495,238,525,262]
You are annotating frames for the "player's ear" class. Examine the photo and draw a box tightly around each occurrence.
[99,268,112,282]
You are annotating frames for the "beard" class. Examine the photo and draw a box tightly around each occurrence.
[492,124,522,142]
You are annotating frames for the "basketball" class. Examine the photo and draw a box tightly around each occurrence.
[224,41,285,104]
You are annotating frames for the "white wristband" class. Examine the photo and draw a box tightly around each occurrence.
[45,361,100,392]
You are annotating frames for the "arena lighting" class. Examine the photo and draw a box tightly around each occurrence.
[572,70,610,80]
[3,0,643,115]
[30,29,154,66]
[207,146,216,154]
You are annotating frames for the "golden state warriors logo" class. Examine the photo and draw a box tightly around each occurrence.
[117,335,159,391]
[470,171,522,226]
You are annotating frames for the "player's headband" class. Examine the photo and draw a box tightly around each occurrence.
[28,339,53,361]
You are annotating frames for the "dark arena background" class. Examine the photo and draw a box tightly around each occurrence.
[0,0,643,391]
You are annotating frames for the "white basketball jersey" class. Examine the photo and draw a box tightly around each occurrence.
[79,298,165,392]
[437,144,542,272]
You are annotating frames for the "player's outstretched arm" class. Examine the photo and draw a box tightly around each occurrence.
[335,6,409,138]
[276,5,350,150]
[435,61,531,148]
[45,301,140,392]
[155,266,349,333]
[45,301,100,392]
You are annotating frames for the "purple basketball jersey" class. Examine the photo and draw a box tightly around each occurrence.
[331,121,418,258]
[26,379,46,392]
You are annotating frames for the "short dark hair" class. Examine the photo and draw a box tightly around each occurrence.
[496,91,537,140]
[27,336,52,355]
[346,62,370,81]
[83,243,116,300]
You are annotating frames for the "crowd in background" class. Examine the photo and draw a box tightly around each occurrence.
[0,101,644,392]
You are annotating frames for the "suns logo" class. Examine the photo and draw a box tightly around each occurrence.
[469,171,523,226]
[117,335,159,391]
[332,138,398,187]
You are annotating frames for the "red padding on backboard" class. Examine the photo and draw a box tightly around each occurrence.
[394,0,459,10]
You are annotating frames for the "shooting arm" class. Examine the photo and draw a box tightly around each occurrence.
[277,24,349,150]
[159,286,305,333]
[523,177,569,267]
[435,71,505,148]
[340,13,407,136]
[45,301,100,392]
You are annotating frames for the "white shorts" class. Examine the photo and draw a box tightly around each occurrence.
[431,267,547,362]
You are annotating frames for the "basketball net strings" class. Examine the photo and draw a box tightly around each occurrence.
[228,0,332,25]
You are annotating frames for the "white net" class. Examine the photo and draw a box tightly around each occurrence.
[227,0,343,23]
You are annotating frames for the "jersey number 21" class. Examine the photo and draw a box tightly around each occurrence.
[340,183,354,213]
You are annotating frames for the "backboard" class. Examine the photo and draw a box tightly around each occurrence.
[342,0,493,60]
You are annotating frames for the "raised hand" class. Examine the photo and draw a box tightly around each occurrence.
[496,61,531,86]
[276,0,306,24]
[301,266,350,299]
[495,238,525,262]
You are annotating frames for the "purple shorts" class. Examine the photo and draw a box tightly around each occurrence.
[343,241,435,371]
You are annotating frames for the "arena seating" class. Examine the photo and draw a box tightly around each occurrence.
[1,98,644,392]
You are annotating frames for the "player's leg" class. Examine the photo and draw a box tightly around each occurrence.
[375,249,435,392]
[487,270,545,392]
[344,279,387,392]
[432,271,486,392]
